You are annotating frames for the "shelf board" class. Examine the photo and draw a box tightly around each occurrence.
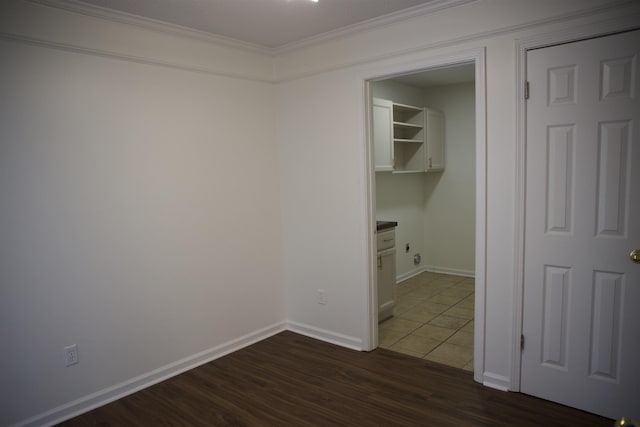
[394,138,424,143]
[393,121,422,129]
[392,103,423,113]
[392,169,424,174]
[375,166,394,172]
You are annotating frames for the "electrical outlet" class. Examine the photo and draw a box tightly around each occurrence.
[414,253,422,265]
[317,289,326,305]
[64,344,79,367]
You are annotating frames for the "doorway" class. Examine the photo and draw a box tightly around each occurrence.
[373,66,476,369]
[363,49,486,381]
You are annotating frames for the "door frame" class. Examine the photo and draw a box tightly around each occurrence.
[513,20,640,392]
[360,48,487,384]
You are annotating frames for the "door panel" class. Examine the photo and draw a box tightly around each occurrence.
[373,98,394,171]
[522,30,640,419]
[596,120,629,236]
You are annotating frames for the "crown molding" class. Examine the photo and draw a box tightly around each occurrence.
[273,0,639,82]
[0,30,274,83]
[26,0,477,56]
[10,0,639,84]
[273,0,477,55]
[25,0,273,56]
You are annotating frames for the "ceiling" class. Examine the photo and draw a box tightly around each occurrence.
[73,0,444,49]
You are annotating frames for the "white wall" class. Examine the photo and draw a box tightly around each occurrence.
[422,82,476,275]
[277,69,366,347]
[276,0,638,391]
[0,2,283,426]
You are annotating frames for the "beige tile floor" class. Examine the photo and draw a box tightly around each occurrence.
[379,272,474,371]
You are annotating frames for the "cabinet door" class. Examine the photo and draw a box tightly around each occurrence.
[378,248,396,321]
[426,108,445,172]
[373,98,394,172]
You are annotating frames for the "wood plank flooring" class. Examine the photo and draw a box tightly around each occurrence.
[60,331,611,426]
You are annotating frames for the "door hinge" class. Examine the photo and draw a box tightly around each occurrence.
[524,81,530,100]
[521,334,525,350]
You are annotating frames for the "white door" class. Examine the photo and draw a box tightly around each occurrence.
[522,30,640,419]
[425,108,445,172]
[373,98,394,171]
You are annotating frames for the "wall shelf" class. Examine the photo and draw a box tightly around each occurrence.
[373,97,445,173]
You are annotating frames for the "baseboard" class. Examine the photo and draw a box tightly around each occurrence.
[423,265,475,278]
[15,321,287,427]
[396,265,475,284]
[396,267,427,283]
[482,372,511,392]
[286,321,363,351]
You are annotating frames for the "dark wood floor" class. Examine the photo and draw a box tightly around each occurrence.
[60,331,611,426]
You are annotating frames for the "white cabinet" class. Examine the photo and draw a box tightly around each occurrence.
[373,98,444,173]
[373,98,394,172]
[376,228,396,321]
[425,108,445,172]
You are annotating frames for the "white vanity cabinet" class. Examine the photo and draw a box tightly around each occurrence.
[376,228,396,321]
[373,97,444,173]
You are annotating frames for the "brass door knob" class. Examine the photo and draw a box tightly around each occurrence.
[631,249,640,264]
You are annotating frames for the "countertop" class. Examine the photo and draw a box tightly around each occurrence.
[376,221,398,232]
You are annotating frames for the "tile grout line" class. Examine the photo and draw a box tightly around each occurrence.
[379,272,475,369]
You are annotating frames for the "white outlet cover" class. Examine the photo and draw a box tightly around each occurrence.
[64,344,79,367]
